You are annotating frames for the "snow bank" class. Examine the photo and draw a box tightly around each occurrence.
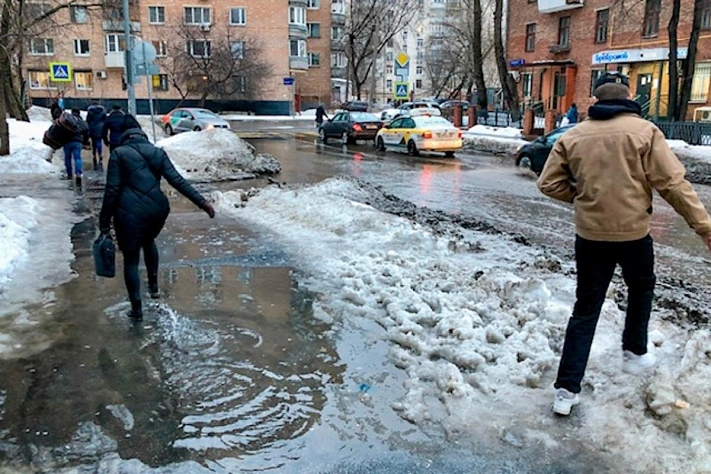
[0,196,36,287]
[467,125,524,139]
[667,140,711,185]
[462,125,528,155]
[0,119,58,174]
[157,129,281,182]
[213,176,711,473]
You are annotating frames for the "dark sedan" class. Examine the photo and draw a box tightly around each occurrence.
[514,125,575,174]
[319,112,383,144]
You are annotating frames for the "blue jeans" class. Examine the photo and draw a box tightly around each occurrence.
[554,235,656,394]
[63,141,83,177]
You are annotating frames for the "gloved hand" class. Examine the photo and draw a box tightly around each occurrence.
[203,202,216,218]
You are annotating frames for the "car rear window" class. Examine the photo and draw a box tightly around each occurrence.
[351,112,379,121]
[194,110,219,119]
[414,117,452,127]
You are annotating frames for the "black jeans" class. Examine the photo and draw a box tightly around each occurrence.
[123,240,159,311]
[555,235,656,393]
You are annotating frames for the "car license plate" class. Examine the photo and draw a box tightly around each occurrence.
[366,125,377,129]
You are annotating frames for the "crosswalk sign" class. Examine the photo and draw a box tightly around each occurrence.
[394,82,409,100]
[49,62,72,82]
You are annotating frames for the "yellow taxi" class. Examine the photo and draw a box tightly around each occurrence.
[375,112,463,157]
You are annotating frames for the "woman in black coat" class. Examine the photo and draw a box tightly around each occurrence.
[99,115,216,320]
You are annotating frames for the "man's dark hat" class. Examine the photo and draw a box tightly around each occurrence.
[594,71,630,90]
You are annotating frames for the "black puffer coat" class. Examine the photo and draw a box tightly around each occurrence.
[102,110,126,149]
[86,105,107,138]
[99,128,207,252]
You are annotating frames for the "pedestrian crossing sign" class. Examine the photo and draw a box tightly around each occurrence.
[394,82,409,100]
[49,62,72,82]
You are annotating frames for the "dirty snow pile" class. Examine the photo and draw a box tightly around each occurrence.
[462,125,527,155]
[157,129,281,182]
[213,176,711,473]
[0,118,58,174]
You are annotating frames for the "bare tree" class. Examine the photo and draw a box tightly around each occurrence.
[668,0,681,120]
[157,24,272,108]
[343,0,418,99]
[493,0,520,119]
[677,0,708,120]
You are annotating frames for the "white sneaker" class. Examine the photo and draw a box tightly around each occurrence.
[553,388,580,416]
[622,350,657,374]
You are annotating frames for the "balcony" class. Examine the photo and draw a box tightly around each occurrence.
[103,20,140,32]
[331,9,346,24]
[290,56,309,70]
[289,23,308,40]
[537,0,583,13]
[549,43,571,54]
[104,51,125,68]
[331,66,347,79]
[331,38,344,51]
[289,0,308,6]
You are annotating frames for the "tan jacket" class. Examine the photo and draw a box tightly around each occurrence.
[537,113,711,242]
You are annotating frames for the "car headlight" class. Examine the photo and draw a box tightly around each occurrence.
[205,124,215,131]
[515,145,524,154]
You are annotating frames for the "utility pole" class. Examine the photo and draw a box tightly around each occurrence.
[123,0,136,115]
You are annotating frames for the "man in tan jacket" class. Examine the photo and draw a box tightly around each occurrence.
[537,72,711,416]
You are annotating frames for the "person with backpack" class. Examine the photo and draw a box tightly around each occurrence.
[86,102,107,170]
[62,109,89,183]
[99,115,216,321]
[102,104,126,153]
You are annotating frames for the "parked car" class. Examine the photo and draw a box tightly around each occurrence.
[342,101,369,112]
[381,108,401,121]
[399,101,442,113]
[162,108,230,135]
[319,111,383,144]
[514,125,575,174]
[375,115,462,157]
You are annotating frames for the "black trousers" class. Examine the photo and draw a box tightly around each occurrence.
[555,235,656,394]
[123,240,159,310]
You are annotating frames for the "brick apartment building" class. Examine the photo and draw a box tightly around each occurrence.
[507,0,711,120]
[24,0,333,114]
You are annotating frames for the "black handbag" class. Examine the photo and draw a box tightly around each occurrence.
[93,233,116,278]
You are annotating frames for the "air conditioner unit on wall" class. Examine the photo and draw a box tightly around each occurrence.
[200,23,210,31]
[97,71,108,79]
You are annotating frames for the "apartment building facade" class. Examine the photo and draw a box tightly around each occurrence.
[507,0,711,119]
[24,0,333,114]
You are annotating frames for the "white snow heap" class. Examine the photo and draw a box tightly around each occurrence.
[0,119,58,174]
[157,129,281,182]
[212,176,711,473]
[462,125,528,156]
[0,196,37,287]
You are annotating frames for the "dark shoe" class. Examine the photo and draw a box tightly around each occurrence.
[127,309,143,321]
[149,283,160,299]
[64,174,73,180]
[93,161,99,171]
[75,175,82,185]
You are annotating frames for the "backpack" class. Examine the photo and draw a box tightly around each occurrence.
[57,111,89,135]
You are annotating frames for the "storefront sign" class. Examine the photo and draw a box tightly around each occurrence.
[509,59,525,67]
[592,48,688,65]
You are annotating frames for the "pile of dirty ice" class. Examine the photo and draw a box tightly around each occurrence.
[213,176,711,473]
[462,125,527,156]
[157,129,281,182]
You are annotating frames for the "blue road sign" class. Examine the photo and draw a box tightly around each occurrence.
[50,62,72,82]
[283,77,295,86]
[394,82,409,100]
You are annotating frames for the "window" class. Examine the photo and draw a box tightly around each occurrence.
[558,16,570,46]
[416,51,424,62]
[522,73,533,98]
[28,70,56,90]
[386,51,393,62]
[402,31,408,42]
[416,65,423,74]
[331,51,347,67]
[332,0,345,14]
[307,0,320,8]
[231,41,244,59]
[70,6,88,23]
[691,62,711,102]
[525,23,536,51]
[289,6,306,25]
[386,79,392,89]
[289,39,306,57]
[152,74,169,91]
[152,40,167,57]
[105,34,126,52]
[703,5,711,29]
[417,38,423,48]
[595,9,609,43]
[75,71,93,91]
[29,38,53,55]
[307,22,321,38]
[643,0,661,37]
[415,79,422,89]
[149,6,165,24]
[184,7,210,25]
[590,69,604,95]
[331,26,343,40]
[73,39,90,56]
[230,7,246,25]
[308,52,320,66]
[386,64,393,74]
[188,40,211,57]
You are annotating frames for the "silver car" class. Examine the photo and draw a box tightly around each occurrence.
[163,108,230,135]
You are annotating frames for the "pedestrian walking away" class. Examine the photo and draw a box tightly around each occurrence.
[61,109,89,184]
[316,103,329,128]
[102,104,126,153]
[99,115,216,321]
[537,71,711,416]
[86,102,107,171]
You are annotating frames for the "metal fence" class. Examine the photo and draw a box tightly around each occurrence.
[477,110,522,128]
[653,121,711,146]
